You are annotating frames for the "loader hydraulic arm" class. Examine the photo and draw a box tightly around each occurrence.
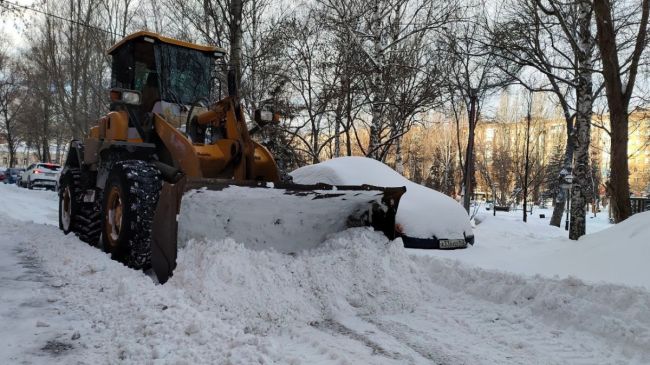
[187,96,256,180]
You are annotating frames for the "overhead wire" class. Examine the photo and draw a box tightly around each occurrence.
[0,0,124,37]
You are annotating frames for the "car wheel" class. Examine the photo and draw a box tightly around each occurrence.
[28,178,33,190]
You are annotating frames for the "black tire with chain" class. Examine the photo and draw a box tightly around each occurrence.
[76,201,102,246]
[102,160,161,270]
[59,168,102,246]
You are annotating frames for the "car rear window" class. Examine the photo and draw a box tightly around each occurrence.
[38,164,61,171]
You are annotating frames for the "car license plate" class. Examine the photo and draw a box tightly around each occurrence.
[439,239,466,249]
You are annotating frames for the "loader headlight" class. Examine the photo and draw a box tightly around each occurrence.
[109,88,142,106]
[121,91,141,105]
[254,107,281,125]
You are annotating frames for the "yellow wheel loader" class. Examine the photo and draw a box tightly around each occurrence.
[58,31,405,283]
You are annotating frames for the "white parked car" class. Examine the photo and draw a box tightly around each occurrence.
[20,163,61,190]
[291,157,474,249]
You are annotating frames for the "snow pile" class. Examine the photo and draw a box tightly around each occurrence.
[418,257,650,353]
[19,223,273,364]
[291,156,472,240]
[3,212,649,363]
[418,208,650,289]
[170,228,427,332]
[0,183,58,224]
[3,183,650,363]
[526,210,650,289]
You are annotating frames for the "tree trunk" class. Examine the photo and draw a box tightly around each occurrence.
[367,2,384,160]
[334,112,341,158]
[569,0,594,240]
[311,116,320,164]
[395,136,404,175]
[463,92,478,213]
[345,81,353,156]
[549,135,573,227]
[608,114,631,220]
[593,0,648,222]
[334,80,345,158]
[229,0,244,96]
[523,109,531,222]
[2,106,17,167]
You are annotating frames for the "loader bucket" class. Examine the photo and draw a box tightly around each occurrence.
[151,177,405,283]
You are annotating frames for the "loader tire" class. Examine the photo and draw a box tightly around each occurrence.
[101,160,161,270]
[58,172,78,234]
[59,169,102,246]
[76,202,102,246]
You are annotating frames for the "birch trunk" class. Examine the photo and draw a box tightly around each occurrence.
[229,0,244,97]
[368,0,384,160]
[334,106,342,158]
[569,0,594,240]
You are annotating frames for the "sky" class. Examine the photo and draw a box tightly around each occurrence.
[0,0,34,53]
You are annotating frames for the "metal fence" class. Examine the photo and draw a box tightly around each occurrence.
[631,197,650,215]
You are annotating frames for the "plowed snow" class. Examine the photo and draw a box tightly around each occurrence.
[1,183,649,364]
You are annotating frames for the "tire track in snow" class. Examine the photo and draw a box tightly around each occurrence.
[0,222,83,364]
[415,255,650,362]
[310,319,403,360]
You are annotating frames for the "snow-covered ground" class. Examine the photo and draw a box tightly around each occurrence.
[1,183,650,364]
[416,206,650,290]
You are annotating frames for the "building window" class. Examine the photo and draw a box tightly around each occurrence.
[486,128,495,142]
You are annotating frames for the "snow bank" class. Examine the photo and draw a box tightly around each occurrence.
[3,182,650,363]
[0,183,58,224]
[526,211,650,289]
[173,225,650,355]
[5,212,650,363]
[291,157,472,240]
[418,257,650,354]
[416,208,650,290]
[170,228,426,332]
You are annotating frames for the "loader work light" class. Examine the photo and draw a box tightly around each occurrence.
[109,88,142,106]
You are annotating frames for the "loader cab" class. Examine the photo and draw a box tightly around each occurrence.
[107,31,225,125]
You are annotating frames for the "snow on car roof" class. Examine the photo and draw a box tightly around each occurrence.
[291,156,473,240]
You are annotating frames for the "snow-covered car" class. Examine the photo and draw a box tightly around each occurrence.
[20,163,61,190]
[291,157,474,249]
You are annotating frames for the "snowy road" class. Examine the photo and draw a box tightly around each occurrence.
[1,183,649,364]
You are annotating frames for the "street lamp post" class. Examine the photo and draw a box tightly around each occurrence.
[561,170,574,231]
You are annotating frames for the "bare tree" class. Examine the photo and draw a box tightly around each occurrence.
[0,48,25,167]
[442,0,518,212]
[340,0,455,160]
[278,14,340,163]
[492,0,598,238]
[593,0,649,222]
